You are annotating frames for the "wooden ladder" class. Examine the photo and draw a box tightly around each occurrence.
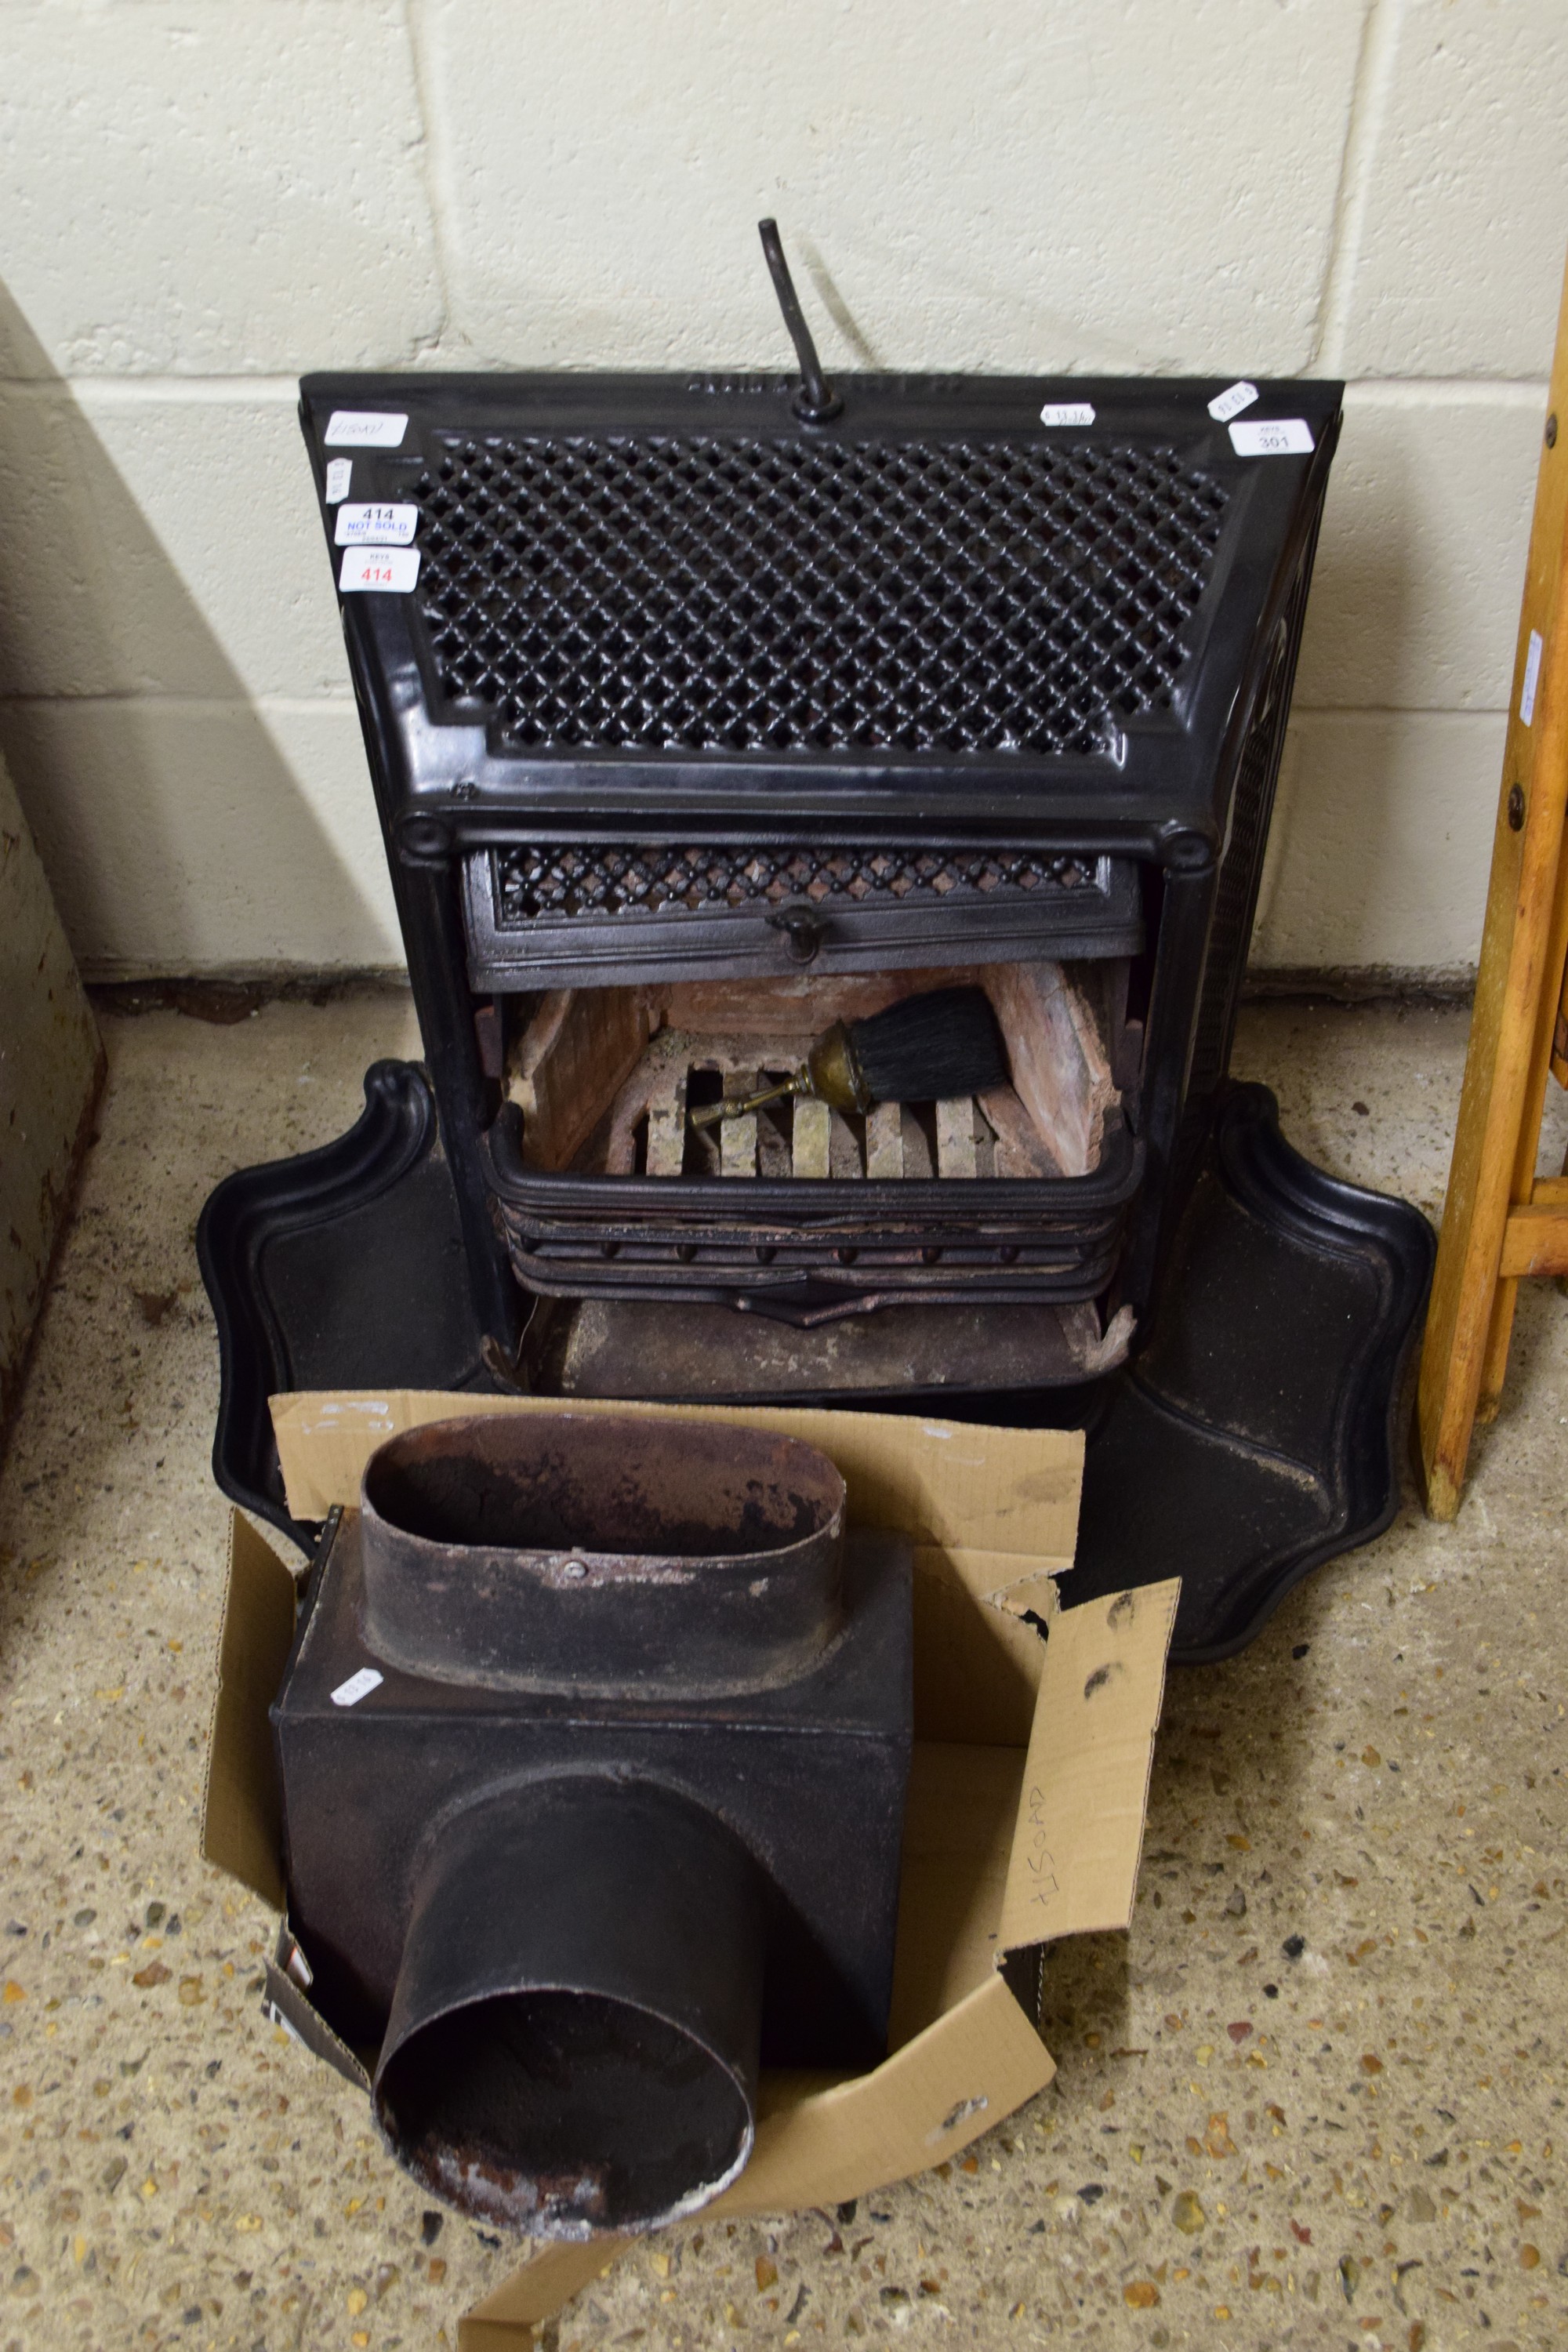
[1419,246,1568,1516]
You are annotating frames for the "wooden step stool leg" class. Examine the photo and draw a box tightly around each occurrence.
[1419,247,1568,1515]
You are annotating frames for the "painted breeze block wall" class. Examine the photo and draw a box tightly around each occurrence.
[0,0,1564,983]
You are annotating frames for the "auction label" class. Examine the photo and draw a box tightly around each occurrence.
[324,410,408,448]
[339,546,421,593]
[334,502,419,546]
[1208,380,1259,423]
[329,1668,383,1708]
[1229,417,1314,457]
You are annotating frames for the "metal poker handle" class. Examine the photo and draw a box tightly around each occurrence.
[757,221,841,424]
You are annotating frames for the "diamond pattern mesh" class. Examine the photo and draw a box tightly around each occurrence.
[494,843,1100,924]
[411,435,1229,758]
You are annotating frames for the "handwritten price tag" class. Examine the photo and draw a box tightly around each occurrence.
[324,409,408,448]
[1040,401,1095,427]
[1022,1784,1059,1911]
[334,502,419,547]
[324,458,352,504]
[1228,417,1313,458]
[339,546,420,594]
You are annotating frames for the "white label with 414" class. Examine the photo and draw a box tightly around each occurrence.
[339,546,421,594]
[334,502,419,547]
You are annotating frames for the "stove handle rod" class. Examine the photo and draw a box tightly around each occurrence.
[757,219,843,423]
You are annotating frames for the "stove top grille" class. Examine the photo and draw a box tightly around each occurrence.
[412,435,1229,758]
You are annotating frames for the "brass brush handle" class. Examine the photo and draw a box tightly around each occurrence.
[688,1069,810,1131]
[686,1024,867,1133]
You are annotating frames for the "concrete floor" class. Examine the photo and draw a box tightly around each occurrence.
[0,992,1565,2352]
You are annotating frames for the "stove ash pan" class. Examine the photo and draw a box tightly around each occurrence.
[272,1413,913,2238]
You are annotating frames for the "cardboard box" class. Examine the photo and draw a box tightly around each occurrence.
[204,1390,1176,2350]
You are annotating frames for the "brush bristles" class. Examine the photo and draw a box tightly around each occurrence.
[851,987,1011,1107]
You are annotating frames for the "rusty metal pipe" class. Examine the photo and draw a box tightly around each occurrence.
[359,1410,846,1694]
[373,1778,765,2237]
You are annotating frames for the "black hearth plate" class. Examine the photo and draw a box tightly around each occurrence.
[198,1069,1432,1664]
[1071,1083,1435,1661]
[196,1061,499,1549]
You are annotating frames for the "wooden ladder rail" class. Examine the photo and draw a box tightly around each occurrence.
[1418,246,1568,1517]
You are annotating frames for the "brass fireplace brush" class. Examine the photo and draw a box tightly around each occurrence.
[688,986,1010,1132]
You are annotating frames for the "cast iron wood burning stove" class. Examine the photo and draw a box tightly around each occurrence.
[200,255,1433,1661]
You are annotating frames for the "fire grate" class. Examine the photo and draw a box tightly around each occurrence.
[597,1033,1059,1185]
[411,436,1229,757]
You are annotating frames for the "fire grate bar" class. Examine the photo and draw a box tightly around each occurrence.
[601,1033,1058,1182]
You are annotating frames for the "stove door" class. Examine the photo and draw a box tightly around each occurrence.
[463,844,1143,989]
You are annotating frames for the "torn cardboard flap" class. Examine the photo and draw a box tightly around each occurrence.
[999,1580,1178,1949]
[724,1577,1174,2212]
[202,1512,296,1914]
[208,1396,1174,2352]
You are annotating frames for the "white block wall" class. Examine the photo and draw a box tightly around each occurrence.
[1,0,1565,981]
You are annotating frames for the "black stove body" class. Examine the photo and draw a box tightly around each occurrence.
[200,366,1433,1661]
